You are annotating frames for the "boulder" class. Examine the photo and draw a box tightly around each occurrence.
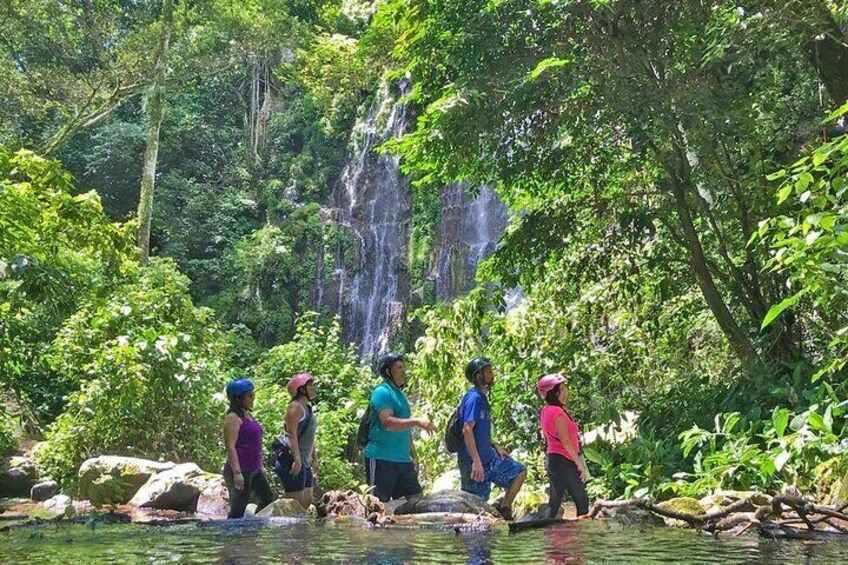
[255,498,309,518]
[30,479,60,501]
[129,463,208,511]
[316,490,384,519]
[699,490,770,512]
[0,455,36,497]
[657,497,706,516]
[191,474,229,517]
[656,497,707,527]
[394,490,499,516]
[602,504,665,527]
[813,456,848,507]
[431,469,461,493]
[41,494,92,518]
[78,456,175,504]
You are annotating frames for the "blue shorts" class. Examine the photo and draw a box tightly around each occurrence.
[459,454,526,501]
[274,456,314,493]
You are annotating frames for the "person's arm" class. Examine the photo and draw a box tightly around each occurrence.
[553,415,588,481]
[223,413,244,489]
[378,408,435,432]
[285,402,304,476]
[491,441,509,458]
[462,420,485,482]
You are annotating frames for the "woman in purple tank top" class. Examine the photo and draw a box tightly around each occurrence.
[223,378,274,518]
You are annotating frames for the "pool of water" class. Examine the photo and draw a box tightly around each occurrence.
[1,519,844,564]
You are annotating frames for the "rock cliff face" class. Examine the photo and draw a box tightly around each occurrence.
[432,184,508,301]
[328,81,413,358]
[319,83,509,358]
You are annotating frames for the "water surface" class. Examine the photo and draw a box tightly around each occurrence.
[2,519,844,564]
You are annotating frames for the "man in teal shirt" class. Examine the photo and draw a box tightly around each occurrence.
[365,352,435,501]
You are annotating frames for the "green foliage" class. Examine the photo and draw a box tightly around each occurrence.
[0,409,20,457]
[671,402,848,497]
[0,148,136,420]
[262,90,348,204]
[34,259,231,485]
[582,434,681,501]
[283,32,372,133]
[205,205,328,347]
[252,313,374,490]
[760,120,848,381]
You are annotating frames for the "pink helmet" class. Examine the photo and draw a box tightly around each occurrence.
[287,372,315,398]
[537,373,567,398]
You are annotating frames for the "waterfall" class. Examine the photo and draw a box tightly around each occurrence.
[433,183,509,301]
[332,82,412,358]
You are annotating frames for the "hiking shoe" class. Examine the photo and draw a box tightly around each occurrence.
[495,503,514,521]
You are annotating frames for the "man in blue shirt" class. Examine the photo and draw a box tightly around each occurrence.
[458,357,526,520]
[365,352,436,502]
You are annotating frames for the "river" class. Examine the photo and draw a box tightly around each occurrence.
[2,518,844,564]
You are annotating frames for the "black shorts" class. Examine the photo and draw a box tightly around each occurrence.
[274,455,314,493]
[365,458,422,502]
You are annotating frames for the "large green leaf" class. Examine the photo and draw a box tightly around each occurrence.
[761,288,809,329]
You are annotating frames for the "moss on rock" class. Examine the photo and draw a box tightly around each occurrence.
[657,497,706,516]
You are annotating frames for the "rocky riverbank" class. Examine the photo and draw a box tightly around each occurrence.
[3,453,847,541]
[0,454,505,531]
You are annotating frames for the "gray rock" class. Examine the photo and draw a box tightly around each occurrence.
[431,469,461,493]
[516,506,558,522]
[41,494,92,518]
[0,455,36,497]
[394,490,499,516]
[317,490,384,518]
[130,463,216,511]
[190,474,229,517]
[255,498,308,518]
[78,456,175,504]
[603,505,665,527]
[30,479,60,501]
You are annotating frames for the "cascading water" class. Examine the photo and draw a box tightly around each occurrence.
[433,183,509,301]
[332,82,412,358]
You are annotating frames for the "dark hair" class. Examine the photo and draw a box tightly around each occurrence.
[545,384,563,407]
[227,394,250,418]
[376,352,404,379]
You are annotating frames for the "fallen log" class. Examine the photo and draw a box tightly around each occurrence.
[508,518,574,533]
[591,496,752,528]
[589,494,848,539]
[759,520,848,542]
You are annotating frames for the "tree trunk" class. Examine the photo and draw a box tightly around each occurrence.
[137,0,174,266]
[787,1,848,105]
[665,156,759,366]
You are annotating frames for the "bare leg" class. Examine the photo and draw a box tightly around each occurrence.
[288,489,312,509]
[502,470,526,509]
[302,487,313,507]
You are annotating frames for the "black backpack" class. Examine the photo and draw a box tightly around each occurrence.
[445,405,463,453]
[356,405,372,448]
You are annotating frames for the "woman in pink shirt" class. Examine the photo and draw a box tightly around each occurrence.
[538,373,590,518]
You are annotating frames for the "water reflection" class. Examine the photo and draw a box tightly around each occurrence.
[459,532,493,565]
[543,524,585,564]
[2,519,847,564]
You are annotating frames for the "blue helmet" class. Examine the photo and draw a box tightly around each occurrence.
[226,378,254,400]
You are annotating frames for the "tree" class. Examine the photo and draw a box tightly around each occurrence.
[137,0,175,265]
[0,0,155,152]
[384,0,828,367]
